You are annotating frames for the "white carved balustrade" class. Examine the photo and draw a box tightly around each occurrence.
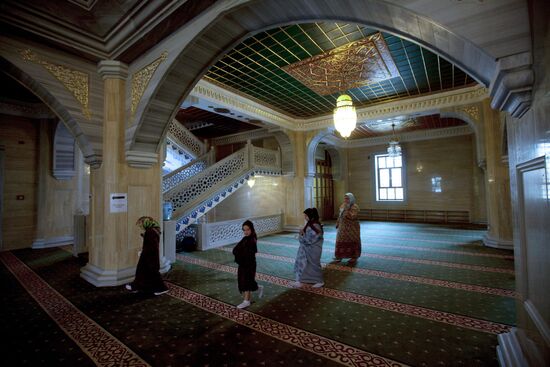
[195,214,283,250]
[167,119,206,157]
[251,144,281,171]
[162,149,215,192]
[165,147,248,219]
[162,143,282,237]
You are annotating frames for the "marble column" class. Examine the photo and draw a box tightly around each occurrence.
[481,99,513,249]
[81,61,163,286]
[283,130,306,230]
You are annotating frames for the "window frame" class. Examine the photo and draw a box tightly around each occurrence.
[374,152,406,202]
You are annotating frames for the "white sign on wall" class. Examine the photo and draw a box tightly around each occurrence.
[110,193,127,213]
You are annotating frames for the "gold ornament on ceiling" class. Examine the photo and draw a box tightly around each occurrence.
[131,51,168,118]
[20,49,91,119]
[282,32,399,96]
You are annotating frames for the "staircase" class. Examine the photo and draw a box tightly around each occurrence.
[162,142,282,239]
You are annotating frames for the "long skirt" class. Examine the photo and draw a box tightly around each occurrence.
[131,254,168,293]
[294,244,323,284]
[335,220,361,259]
[237,263,258,293]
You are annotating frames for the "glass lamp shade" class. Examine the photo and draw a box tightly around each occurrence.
[387,139,402,157]
[333,94,357,138]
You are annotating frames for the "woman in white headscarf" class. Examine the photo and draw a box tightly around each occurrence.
[334,193,361,265]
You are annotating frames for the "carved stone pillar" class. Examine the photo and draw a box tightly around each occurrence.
[284,131,306,230]
[481,99,513,249]
[81,60,163,286]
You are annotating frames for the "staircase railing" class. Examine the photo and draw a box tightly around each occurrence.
[167,119,205,157]
[162,149,215,193]
[163,142,281,235]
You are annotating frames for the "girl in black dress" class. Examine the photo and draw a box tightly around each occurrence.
[232,220,263,308]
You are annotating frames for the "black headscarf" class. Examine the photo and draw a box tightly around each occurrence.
[242,219,257,240]
[303,208,323,234]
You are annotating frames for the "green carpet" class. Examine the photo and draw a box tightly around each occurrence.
[0,221,514,366]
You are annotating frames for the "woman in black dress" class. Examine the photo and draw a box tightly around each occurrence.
[232,220,263,309]
[125,216,169,296]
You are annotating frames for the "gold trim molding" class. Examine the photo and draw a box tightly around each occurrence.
[20,49,91,119]
[131,51,168,117]
[191,80,488,131]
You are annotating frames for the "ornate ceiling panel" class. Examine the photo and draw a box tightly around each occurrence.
[205,22,478,118]
[282,32,399,96]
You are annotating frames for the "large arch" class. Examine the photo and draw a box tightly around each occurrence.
[0,57,98,167]
[128,0,531,163]
[306,130,344,179]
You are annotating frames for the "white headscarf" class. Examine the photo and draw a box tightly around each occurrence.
[344,193,356,208]
[339,192,356,218]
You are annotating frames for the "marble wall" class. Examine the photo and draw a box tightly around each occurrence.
[205,175,285,222]
[346,134,484,219]
[0,115,79,250]
[502,0,550,363]
[0,114,38,249]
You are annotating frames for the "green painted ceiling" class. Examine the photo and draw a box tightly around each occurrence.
[205,22,478,118]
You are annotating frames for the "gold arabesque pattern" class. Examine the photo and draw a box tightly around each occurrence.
[20,49,91,119]
[131,51,168,117]
[460,105,480,121]
[282,32,399,96]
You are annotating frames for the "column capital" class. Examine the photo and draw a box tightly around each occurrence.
[97,60,128,80]
[125,150,159,168]
[489,52,533,118]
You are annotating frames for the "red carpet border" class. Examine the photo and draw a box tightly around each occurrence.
[166,282,407,367]
[261,240,514,274]
[292,237,514,260]
[0,252,150,367]
[218,247,517,298]
[176,254,512,335]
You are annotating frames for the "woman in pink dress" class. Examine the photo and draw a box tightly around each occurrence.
[334,193,361,265]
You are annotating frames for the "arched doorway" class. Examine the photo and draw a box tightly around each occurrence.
[314,148,334,220]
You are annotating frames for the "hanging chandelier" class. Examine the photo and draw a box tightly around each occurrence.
[333,94,357,138]
[387,123,402,157]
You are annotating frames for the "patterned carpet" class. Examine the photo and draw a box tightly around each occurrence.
[0,221,515,366]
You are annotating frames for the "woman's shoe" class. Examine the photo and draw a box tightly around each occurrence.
[125,284,137,293]
[257,285,264,299]
[290,281,302,288]
[312,282,324,288]
[347,258,358,266]
[236,300,251,309]
[154,290,169,296]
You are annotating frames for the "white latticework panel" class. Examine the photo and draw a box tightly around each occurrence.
[253,215,282,234]
[163,158,208,192]
[253,146,278,168]
[207,215,282,249]
[209,222,243,244]
[165,150,246,211]
[168,121,203,157]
